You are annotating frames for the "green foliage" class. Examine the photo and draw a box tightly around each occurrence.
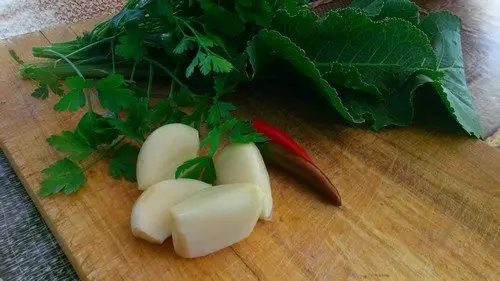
[351,0,419,25]
[47,131,95,162]
[32,86,49,99]
[115,25,147,61]
[185,50,233,77]
[109,98,152,141]
[229,120,268,143]
[175,156,216,184]
[23,67,64,97]
[8,49,24,64]
[206,101,236,126]
[420,12,482,137]
[53,76,93,112]
[39,158,86,196]
[108,144,140,181]
[96,74,136,112]
[247,29,359,123]
[75,112,119,149]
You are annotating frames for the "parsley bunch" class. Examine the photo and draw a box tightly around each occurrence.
[14,0,482,196]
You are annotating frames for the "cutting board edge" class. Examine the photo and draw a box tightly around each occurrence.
[0,139,90,281]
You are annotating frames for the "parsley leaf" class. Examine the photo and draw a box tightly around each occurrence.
[229,120,268,143]
[39,158,86,196]
[180,97,210,129]
[115,25,147,61]
[213,53,251,96]
[213,76,235,96]
[108,144,140,181]
[8,49,24,64]
[96,74,136,112]
[149,99,172,125]
[172,86,197,107]
[186,51,205,78]
[206,101,236,126]
[175,156,216,184]
[75,112,119,149]
[22,67,64,97]
[200,52,233,75]
[186,50,233,77]
[32,85,49,99]
[47,131,95,162]
[173,37,196,55]
[65,75,94,88]
[109,98,152,141]
[200,118,238,155]
[53,76,92,112]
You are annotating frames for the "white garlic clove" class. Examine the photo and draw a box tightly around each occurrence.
[131,179,210,243]
[170,183,263,258]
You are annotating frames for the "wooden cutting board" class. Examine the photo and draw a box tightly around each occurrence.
[0,19,499,281]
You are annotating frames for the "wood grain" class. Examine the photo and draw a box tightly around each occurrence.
[1,7,499,281]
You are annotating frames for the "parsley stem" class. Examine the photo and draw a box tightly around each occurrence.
[53,37,115,67]
[176,17,231,59]
[46,50,83,77]
[177,19,211,53]
[169,65,179,101]
[46,50,94,113]
[178,20,200,40]
[130,61,137,81]
[147,62,153,98]
[111,40,115,73]
[82,153,106,171]
[86,89,94,113]
[82,136,125,171]
[143,57,185,88]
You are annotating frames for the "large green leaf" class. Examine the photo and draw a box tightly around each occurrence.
[323,63,381,100]
[246,30,362,123]
[350,0,384,16]
[351,0,419,25]
[257,9,446,129]
[270,9,438,96]
[341,73,437,130]
[420,12,483,137]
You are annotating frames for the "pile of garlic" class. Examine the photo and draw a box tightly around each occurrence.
[131,123,272,258]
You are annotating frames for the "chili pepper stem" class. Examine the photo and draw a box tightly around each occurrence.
[251,119,313,162]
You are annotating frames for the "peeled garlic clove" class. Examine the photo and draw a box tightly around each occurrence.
[131,179,210,244]
[137,123,199,190]
[170,183,263,258]
[214,143,272,220]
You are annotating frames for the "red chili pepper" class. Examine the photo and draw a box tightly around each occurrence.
[251,119,341,206]
[251,119,313,162]
[258,142,341,206]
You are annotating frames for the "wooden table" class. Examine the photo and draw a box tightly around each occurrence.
[0,2,499,281]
